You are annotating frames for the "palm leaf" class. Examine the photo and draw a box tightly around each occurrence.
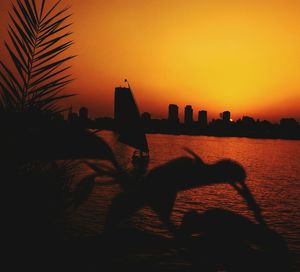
[0,82,17,109]
[0,0,75,113]
[7,30,29,72]
[0,61,23,95]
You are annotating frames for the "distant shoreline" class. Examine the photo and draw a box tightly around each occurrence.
[66,113,300,141]
[146,131,300,140]
[144,131,300,140]
[96,128,300,141]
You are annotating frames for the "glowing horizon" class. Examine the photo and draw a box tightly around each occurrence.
[0,0,299,121]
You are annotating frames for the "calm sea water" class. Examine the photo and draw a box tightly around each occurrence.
[69,131,300,269]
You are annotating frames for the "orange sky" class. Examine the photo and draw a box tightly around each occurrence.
[0,0,300,121]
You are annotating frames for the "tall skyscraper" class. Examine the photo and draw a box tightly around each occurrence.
[184,105,193,124]
[79,106,89,121]
[68,106,78,123]
[222,111,231,123]
[198,110,208,127]
[168,104,179,123]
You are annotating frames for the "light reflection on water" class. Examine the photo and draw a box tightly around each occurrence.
[70,131,300,266]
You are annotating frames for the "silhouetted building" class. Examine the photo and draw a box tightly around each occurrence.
[279,118,299,139]
[68,113,79,123]
[141,112,151,122]
[280,118,298,127]
[184,105,193,124]
[52,112,64,123]
[79,106,89,121]
[240,116,255,131]
[242,116,255,125]
[115,86,143,123]
[68,107,79,123]
[198,110,208,127]
[222,111,231,123]
[168,104,179,123]
[68,107,73,121]
[114,87,133,123]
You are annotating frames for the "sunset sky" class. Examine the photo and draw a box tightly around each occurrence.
[0,0,300,121]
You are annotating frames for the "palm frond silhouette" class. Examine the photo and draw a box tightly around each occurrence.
[0,1,120,238]
[0,0,75,113]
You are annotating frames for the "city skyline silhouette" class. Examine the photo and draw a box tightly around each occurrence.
[67,94,300,140]
[1,0,300,121]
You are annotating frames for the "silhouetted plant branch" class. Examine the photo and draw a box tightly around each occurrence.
[0,0,75,113]
[0,1,92,240]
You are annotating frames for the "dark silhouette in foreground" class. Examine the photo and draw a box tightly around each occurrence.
[2,128,292,271]
[102,148,264,236]
[80,145,292,270]
[86,209,291,272]
[178,209,291,271]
